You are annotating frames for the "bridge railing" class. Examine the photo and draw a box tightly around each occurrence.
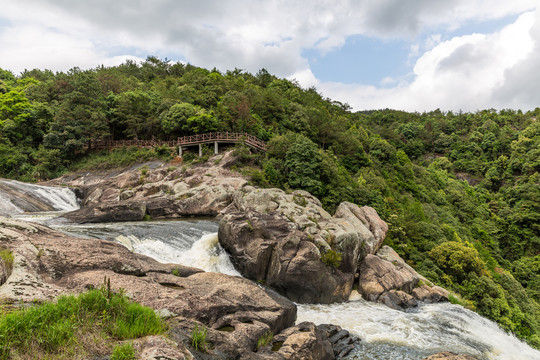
[89,132,266,152]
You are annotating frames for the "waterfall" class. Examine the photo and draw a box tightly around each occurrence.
[0,179,79,214]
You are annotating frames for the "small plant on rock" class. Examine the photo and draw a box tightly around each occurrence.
[191,324,209,352]
[0,249,13,270]
[321,249,342,269]
[111,343,135,360]
[256,331,273,350]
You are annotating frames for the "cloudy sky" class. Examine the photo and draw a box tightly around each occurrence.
[1,0,538,112]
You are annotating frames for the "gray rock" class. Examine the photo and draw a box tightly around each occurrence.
[422,351,478,360]
[358,246,448,309]
[219,211,354,304]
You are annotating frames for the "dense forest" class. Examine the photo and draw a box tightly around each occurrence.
[0,58,538,347]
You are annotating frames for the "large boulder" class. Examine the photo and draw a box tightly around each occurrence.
[358,246,448,309]
[219,187,388,304]
[219,212,353,304]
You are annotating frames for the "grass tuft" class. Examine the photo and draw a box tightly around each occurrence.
[191,324,209,352]
[111,343,135,360]
[0,284,166,359]
[0,249,13,273]
[256,330,273,350]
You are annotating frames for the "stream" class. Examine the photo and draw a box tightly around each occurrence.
[2,181,539,360]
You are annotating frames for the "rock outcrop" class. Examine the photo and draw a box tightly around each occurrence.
[358,245,448,309]
[54,155,390,304]
[218,187,388,303]
[52,153,448,309]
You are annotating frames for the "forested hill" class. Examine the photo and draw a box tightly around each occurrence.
[0,58,539,347]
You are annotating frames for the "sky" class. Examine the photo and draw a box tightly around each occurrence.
[0,0,538,112]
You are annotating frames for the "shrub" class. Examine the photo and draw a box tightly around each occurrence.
[428,241,486,284]
[321,249,342,268]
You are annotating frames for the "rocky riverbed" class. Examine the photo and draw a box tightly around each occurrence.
[0,151,484,359]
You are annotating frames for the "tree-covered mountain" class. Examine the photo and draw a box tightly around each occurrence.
[0,58,538,347]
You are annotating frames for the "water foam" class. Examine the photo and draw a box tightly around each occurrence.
[131,232,240,276]
[297,295,540,360]
[0,179,79,213]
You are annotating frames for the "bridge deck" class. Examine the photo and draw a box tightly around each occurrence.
[90,132,266,152]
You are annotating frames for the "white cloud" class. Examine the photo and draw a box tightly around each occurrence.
[315,9,538,111]
[0,0,538,111]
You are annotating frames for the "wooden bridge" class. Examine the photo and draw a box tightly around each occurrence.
[90,132,266,156]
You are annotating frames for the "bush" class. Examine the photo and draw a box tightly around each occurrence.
[428,241,486,284]
[321,249,342,268]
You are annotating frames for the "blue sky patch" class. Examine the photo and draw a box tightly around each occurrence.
[304,35,411,86]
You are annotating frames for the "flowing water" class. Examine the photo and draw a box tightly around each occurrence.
[297,295,540,360]
[2,181,539,360]
[56,220,239,276]
[0,179,79,214]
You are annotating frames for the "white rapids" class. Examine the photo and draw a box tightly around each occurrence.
[0,179,79,214]
[297,292,540,360]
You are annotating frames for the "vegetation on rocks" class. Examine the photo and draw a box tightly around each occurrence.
[0,58,538,347]
[0,285,166,359]
[190,324,209,352]
[0,248,13,273]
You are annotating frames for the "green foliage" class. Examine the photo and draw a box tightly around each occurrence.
[0,248,13,273]
[0,286,165,359]
[191,324,209,352]
[428,241,486,284]
[111,343,135,360]
[321,249,342,269]
[256,330,273,349]
[71,147,164,172]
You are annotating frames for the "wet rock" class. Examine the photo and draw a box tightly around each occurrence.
[317,324,360,358]
[422,351,478,360]
[358,246,448,309]
[63,202,147,223]
[263,322,334,360]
